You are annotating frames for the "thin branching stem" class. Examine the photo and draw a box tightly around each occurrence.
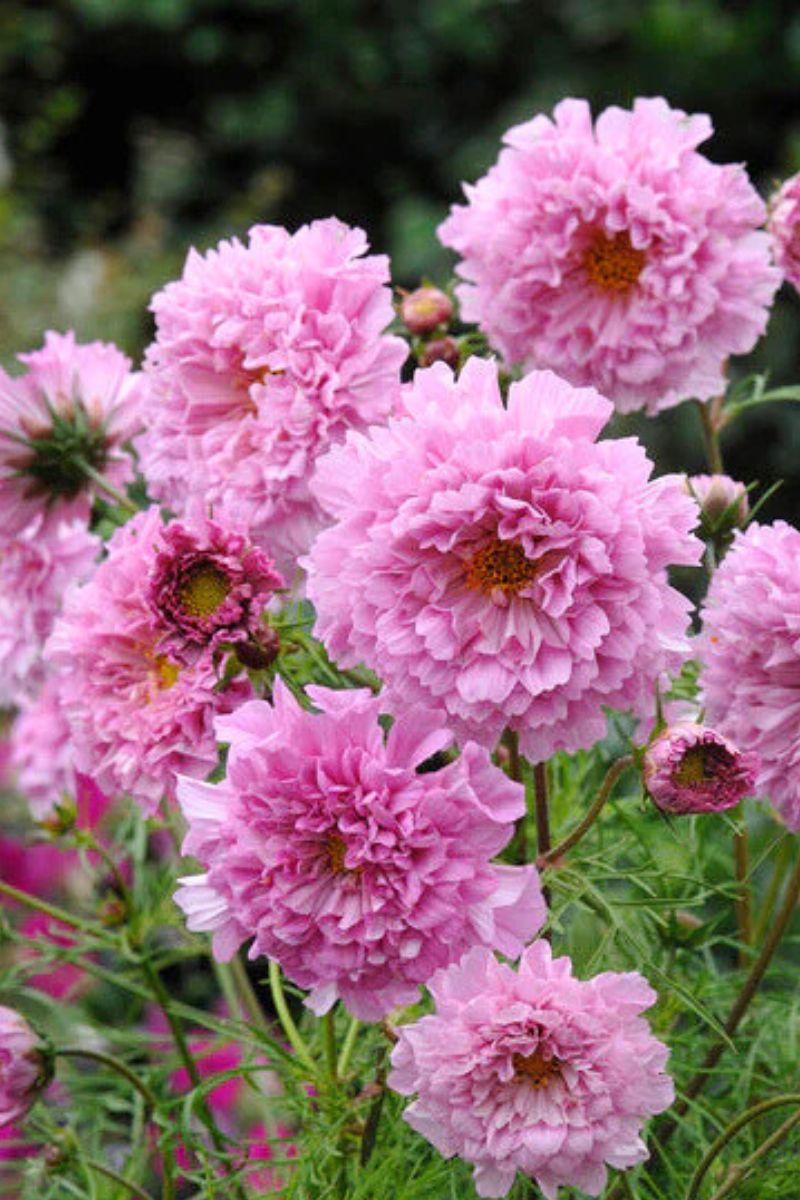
[267,959,317,1076]
[55,1047,157,1111]
[542,756,633,864]
[685,1092,800,1199]
[706,1104,800,1200]
[82,1157,154,1200]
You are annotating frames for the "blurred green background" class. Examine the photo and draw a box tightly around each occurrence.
[2,0,800,514]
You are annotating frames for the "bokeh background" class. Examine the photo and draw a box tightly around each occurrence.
[2,0,800,515]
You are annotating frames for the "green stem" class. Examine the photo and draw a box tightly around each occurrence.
[267,959,317,1076]
[501,728,522,782]
[74,455,138,514]
[229,955,273,1039]
[0,879,113,941]
[733,826,752,967]
[753,835,793,944]
[542,756,632,864]
[533,762,551,857]
[324,1009,338,1083]
[607,847,800,1199]
[78,828,133,912]
[337,1016,361,1078]
[686,1093,800,1199]
[55,1047,157,1111]
[695,398,724,474]
[83,1157,154,1200]
[707,1104,800,1200]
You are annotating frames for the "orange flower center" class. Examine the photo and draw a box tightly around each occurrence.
[512,1047,561,1089]
[673,742,732,788]
[584,230,645,293]
[466,539,538,595]
[179,564,231,618]
[154,654,180,690]
[326,833,358,876]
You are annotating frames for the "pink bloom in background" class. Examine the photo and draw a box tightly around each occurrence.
[306,360,701,763]
[17,913,88,1002]
[175,680,545,1020]
[699,520,800,830]
[0,834,72,901]
[438,97,779,415]
[0,1007,50,1128]
[643,723,759,815]
[389,943,674,1199]
[768,171,800,291]
[0,331,143,534]
[136,218,407,570]
[46,506,250,814]
[147,507,284,666]
[9,678,111,823]
[245,1122,297,1193]
[0,517,99,706]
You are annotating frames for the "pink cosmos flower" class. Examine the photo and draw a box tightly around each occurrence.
[305,359,701,763]
[17,913,89,1002]
[175,680,545,1021]
[0,331,143,534]
[0,517,99,706]
[699,520,800,829]
[146,507,284,666]
[0,1007,50,1128]
[244,1122,297,1193]
[136,218,407,568]
[46,506,251,815]
[0,834,72,901]
[643,722,759,815]
[389,943,674,1199]
[438,97,779,415]
[768,171,800,291]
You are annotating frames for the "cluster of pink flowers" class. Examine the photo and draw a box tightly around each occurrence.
[306,358,702,762]
[175,680,545,1019]
[136,218,407,569]
[439,98,779,414]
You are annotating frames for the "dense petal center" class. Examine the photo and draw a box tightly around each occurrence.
[673,741,735,787]
[178,563,232,618]
[512,1046,562,1089]
[584,230,645,293]
[466,539,538,594]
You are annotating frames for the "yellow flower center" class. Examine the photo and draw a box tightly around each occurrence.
[179,565,231,619]
[584,230,645,293]
[325,833,355,875]
[512,1048,561,1089]
[154,655,180,690]
[466,539,538,595]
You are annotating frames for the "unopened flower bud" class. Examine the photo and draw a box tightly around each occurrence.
[0,1007,52,1126]
[400,287,453,335]
[644,723,759,815]
[235,627,280,671]
[419,336,460,369]
[685,474,748,533]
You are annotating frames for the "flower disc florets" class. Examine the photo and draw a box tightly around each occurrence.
[438,97,779,415]
[305,358,702,762]
[46,506,251,814]
[388,942,674,1199]
[0,331,143,533]
[174,680,546,1020]
[644,722,759,815]
[699,520,800,829]
[136,218,408,568]
[147,510,284,666]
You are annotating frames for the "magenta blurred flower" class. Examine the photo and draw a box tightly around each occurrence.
[0,517,99,706]
[768,171,800,291]
[136,218,407,569]
[0,1007,50,1129]
[147,506,284,666]
[439,98,778,415]
[644,722,758,814]
[305,359,701,762]
[389,942,674,1199]
[175,680,545,1020]
[700,520,800,829]
[0,331,143,534]
[46,506,251,814]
